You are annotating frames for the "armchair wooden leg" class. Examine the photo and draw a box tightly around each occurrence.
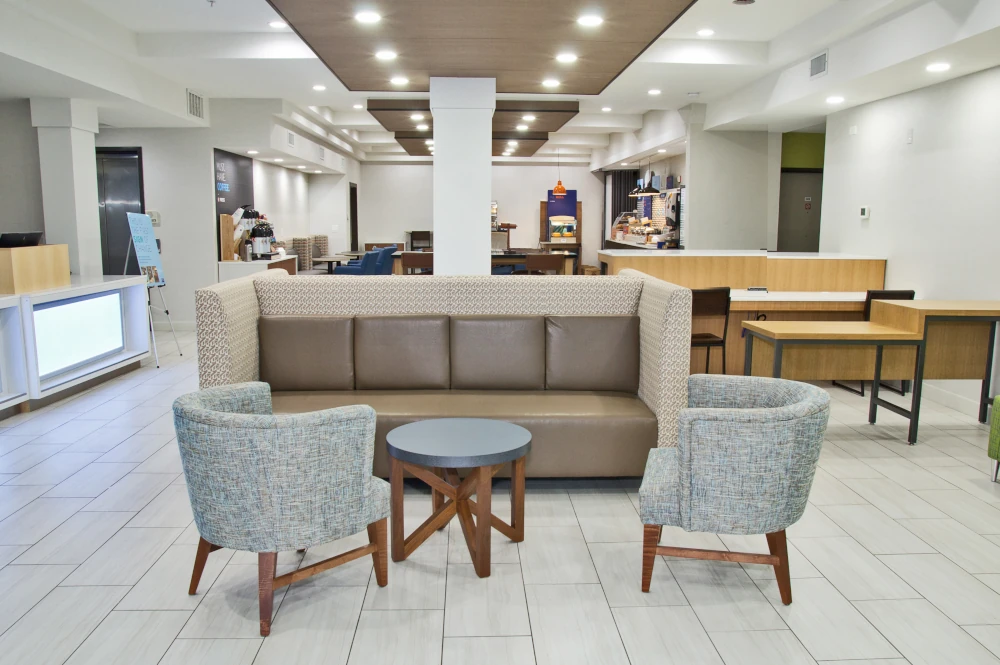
[189,537,219,595]
[368,518,388,587]
[258,552,277,637]
[766,530,792,605]
[642,525,662,593]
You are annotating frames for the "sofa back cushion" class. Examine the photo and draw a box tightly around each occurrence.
[450,316,545,390]
[259,315,355,390]
[546,316,640,392]
[355,315,450,389]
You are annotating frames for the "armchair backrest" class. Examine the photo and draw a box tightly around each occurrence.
[678,375,830,535]
[375,245,397,274]
[359,250,380,274]
[173,382,377,551]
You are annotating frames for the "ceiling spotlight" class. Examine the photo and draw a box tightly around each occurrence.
[621,162,628,166]
[542,79,560,88]
[268,20,287,29]
[508,141,518,147]
[657,149,667,153]
[556,53,578,64]
[522,114,536,121]
[297,165,306,169]
[416,124,429,131]
[577,15,603,27]
[343,129,350,134]
[375,50,397,61]
[425,140,434,145]
[273,158,283,162]
[247,150,259,155]
[314,170,322,173]
[926,62,951,72]
[411,113,425,121]
[517,124,529,131]
[601,107,612,112]
[390,76,409,85]
[353,103,364,109]
[355,11,381,23]
[312,84,327,91]
[648,89,662,96]
[826,95,845,105]
[697,28,715,37]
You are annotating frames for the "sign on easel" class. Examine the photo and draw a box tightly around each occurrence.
[126,212,166,287]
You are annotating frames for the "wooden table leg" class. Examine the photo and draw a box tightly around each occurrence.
[390,456,405,562]
[431,467,446,530]
[510,457,525,542]
[473,465,492,578]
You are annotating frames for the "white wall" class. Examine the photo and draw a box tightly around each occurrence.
[357,163,607,266]
[308,155,360,254]
[685,124,770,250]
[0,100,44,234]
[253,159,310,240]
[819,65,1000,414]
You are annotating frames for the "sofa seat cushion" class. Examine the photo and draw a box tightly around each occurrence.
[271,390,658,478]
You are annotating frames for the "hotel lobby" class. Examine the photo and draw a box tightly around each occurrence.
[2,1,1000,664]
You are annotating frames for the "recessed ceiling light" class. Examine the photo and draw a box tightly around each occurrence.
[375,50,397,61]
[556,53,578,64]
[648,89,661,96]
[926,62,951,72]
[247,150,259,155]
[297,165,306,169]
[502,152,511,156]
[268,20,287,29]
[687,92,700,98]
[390,76,409,85]
[697,28,715,37]
[312,84,327,91]
[826,95,845,105]
[516,124,528,131]
[522,115,536,121]
[416,124,429,131]
[542,79,560,88]
[425,140,434,145]
[314,170,322,173]
[601,107,612,112]
[657,149,667,153]
[577,15,603,27]
[355,11,381,23]
[353,103,364,109]
[273,158,283,162]
[508,141,518,147]
[411,113,425,121]
[621,162,628,166]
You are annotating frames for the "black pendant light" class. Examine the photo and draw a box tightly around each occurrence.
[627,158,642,197]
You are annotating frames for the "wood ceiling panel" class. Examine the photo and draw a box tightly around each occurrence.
[395,133,549,157]
[368,100,578,134]
[267,0,698,94]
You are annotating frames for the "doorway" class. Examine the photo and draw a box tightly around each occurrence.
[96,148,145,275]
[777,169,823,252]
[349,183,359,252]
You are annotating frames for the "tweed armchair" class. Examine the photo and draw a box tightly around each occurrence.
[173,382,390,636]
[639,375,830,605]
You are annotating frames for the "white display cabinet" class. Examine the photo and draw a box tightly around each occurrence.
[0,296,28,410]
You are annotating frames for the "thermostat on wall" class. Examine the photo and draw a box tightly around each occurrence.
[860,206,871,220]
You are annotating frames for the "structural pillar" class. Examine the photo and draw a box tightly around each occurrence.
[30,98,103,276]
[429,78,495,275]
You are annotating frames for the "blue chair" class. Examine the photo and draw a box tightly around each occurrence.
[333,250,379,275]
[374,245,398,275]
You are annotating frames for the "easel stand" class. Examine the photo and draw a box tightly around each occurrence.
[124,239,183,368]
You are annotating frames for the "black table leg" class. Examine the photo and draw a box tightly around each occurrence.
[980,321,997,423]
[327,261,334,275]
[869,345,883,424]
[772,342,783,379]
[908,343,926,445]
[744,333,753,376]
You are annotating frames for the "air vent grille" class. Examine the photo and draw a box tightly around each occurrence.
[186,90,206,119]
[287,131,296,147]
[810,52,829,79]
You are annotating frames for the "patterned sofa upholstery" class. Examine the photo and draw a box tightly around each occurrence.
[195,270,692,477]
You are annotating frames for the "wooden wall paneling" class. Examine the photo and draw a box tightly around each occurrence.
[765,259,886,292]
[922,320,992,379]
[539,201,547,245]
[601,255,767,289]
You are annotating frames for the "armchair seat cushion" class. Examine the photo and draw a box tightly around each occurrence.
[638,447,680,526]
[271,390,657,477]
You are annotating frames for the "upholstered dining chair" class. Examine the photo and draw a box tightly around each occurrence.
[173,382,390,637]
[639,375,830,605]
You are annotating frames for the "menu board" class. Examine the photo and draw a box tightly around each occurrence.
[213,149,254,260]
[126,212,166,286]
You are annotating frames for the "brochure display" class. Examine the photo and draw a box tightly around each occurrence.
[124,212,182,367]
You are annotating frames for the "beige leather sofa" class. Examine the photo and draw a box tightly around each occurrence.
[195,271,692,477]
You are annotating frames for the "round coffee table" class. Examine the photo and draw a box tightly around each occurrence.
[386,418,531,578]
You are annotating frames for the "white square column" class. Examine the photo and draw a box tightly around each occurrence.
[30,98,103,277]
[430,78,495,275]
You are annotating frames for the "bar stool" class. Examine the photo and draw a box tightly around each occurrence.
[833,289,916,396]
[691,287,731,374]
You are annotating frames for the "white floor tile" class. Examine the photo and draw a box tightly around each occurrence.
[792,536,918,601]
[61,426,142,454]
[709,630,817,665]
[589,541,687,606]
[127,484,193,528]
[897,518,1000,574]
[442,637,535,665]
[0,484,55,521]
[570,490,644,542]
[253,585,364,665]
[613,606,724,665]
[347,609,443,665]
[0,444,67,475]
[82,472,177,512]
[863,457,959,490]
[118,544,233,610]
[842,478,948,519]
[61,526,183,585]
[819,505,934,554]
[179,564,294,639]
[0,564,76,634]
[12,510,134,565]
[525,584,630,665]
[880,553,1000,625]
[670,560,786,632]
[518,525,599,584]
[362,543,446,610]
[43,462,136,498]
[914,489,1000,535]
[444,563,530,637]
[64,610,190,665]
[0,497,90,545]
[158,638,261,665]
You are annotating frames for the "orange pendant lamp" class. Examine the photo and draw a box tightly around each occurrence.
[553,149,567,197]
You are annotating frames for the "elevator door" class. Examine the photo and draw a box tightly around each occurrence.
[777,171,823,252]
[96,150,145,275]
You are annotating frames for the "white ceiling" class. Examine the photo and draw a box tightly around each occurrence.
[668,0,841,42]
[80,0,286,32]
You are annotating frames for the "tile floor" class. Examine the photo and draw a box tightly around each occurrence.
[0,332,999,664]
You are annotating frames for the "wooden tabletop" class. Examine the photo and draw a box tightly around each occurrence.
[873,300,1000,317]
[742,320,923,341]
[314,255,350,262]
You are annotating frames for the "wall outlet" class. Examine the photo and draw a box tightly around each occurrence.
[860,206,871,220]
[148,210,162,227]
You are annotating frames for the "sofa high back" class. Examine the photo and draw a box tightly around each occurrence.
[196,271,693,477]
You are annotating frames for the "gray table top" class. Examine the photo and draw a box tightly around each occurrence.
[386,418,532,468]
